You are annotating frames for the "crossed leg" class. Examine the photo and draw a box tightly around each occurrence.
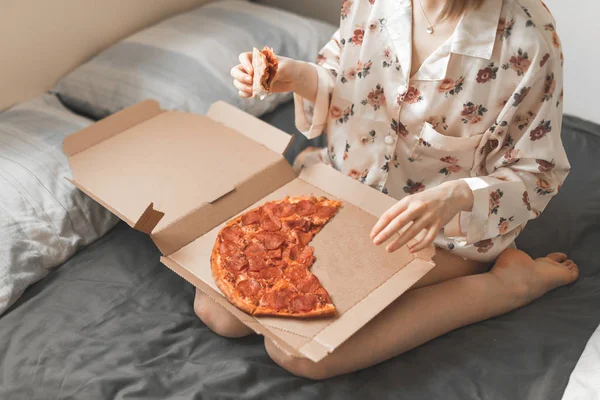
[193,248,578,379]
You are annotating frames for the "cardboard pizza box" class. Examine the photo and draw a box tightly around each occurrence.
[63,100,436,363]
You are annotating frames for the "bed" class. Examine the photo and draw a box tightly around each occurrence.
[0,100,598,399]
[1,1,599,399]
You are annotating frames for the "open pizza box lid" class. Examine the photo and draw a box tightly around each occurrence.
[63,100,296,255]
[63,100,436,363]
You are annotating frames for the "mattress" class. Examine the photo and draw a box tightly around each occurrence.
[1,101,599,399]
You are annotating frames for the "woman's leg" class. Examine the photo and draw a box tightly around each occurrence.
[265,248,578,380]
[193,289,254,338]
[192,248,486,337]
[412,247,490,289]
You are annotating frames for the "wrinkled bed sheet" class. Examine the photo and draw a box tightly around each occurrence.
[1,102,598,400]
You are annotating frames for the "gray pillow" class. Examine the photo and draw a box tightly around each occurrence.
[0,95,119,314]
[52,0,336,120]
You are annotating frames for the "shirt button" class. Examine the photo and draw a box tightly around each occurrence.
[360,136,369,144]
[384,135,395,145]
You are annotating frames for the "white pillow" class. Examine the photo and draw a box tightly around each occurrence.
[52,0,337,119]
[0,95,119,314]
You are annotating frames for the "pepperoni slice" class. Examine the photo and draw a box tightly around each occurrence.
[284,265,309,281]
[261,215,282,232]
[255,232,285,250]
[262,202,278,215]
[259,291,277,309]
[295,231,313,247]
[236,279,261,297]
[222,224,244,242]
[274,202,295,218]
[284,218,304,230]
[316,205,337,219]
[259,267,282,281]
[242,210,262,226]
[290,245,314,265]
[267,248,282,260]
[290,294,318,312]
[224,254,248,272]
[248,255,270,271]
[260,289,295,310]
[295,200,317,216]
[297,274,321,293]
[244,242,266,257]
[289,245,301,261]
[275,289,295,309]
[219,240,240,257]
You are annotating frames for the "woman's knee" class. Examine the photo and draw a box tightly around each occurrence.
[193,290,250,338]
[264,338,332,380]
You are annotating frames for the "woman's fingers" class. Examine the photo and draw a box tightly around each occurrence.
[372,208,415,245]
[239,52,253,75]
[232,53,254,98]
[386,218,430,253]
[370,200,408,240]
[238,90,251,98]
[233,79,252,96]
[230,64,253,84]
[408,225,439,253]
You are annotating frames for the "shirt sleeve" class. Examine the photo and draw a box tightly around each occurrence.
[293,29,342,139]
[458,48,568,245]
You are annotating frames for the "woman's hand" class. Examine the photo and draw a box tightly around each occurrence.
[370,180,474,253]
[230,52,299,98]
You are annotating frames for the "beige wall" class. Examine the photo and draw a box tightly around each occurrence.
[543,0,599,123]
[0,0,211,111]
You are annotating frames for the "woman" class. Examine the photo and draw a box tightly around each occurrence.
[196,0,577,379]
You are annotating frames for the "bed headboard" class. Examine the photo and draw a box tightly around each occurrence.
[0,0,211,112]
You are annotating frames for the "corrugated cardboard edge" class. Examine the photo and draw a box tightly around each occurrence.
[208,101,294,155]
[160,255,304,358]
[63,100,162,156]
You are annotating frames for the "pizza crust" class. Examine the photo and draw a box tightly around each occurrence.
[253,304,336,318]
[210,216,257,315]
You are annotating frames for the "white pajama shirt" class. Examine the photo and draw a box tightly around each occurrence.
[293,0,568,262]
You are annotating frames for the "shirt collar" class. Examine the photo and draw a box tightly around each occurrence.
[382,0,502,83]
[450,0,503,59]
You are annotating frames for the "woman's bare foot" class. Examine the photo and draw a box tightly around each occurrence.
[491,248,579,306]
[193,289,254,338]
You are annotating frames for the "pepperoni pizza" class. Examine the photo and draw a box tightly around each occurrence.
[211,196,342,318]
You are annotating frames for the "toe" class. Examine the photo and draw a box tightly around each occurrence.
[568,262,579,273]
[545,252,568,263]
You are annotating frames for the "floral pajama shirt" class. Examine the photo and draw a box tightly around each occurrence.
[293,0,568,262]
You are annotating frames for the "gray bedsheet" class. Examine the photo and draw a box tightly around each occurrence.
[1,102,599,400]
